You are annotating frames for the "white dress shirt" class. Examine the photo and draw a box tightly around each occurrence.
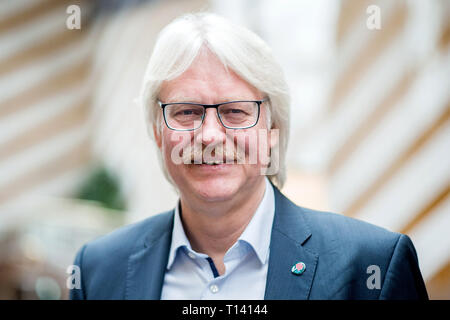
[160,178,275,300]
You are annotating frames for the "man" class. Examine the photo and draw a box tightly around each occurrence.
[70,13,428,300]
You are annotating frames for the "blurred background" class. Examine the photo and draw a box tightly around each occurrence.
[0,0,448,299]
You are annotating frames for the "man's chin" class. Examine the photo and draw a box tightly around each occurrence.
[188,177,241,202]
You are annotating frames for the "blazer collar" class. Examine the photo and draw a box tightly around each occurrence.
[264,187,319,299]
[125,211,174,299]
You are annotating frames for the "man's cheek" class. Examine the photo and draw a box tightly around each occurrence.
[164,132,192,165]
[231,130,258,164]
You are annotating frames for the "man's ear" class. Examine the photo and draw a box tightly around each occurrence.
[153,125,162,149]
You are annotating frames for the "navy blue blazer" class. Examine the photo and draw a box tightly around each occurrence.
[70,187,428,300]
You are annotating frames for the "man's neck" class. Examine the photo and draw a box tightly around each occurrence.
[179,178,267,270]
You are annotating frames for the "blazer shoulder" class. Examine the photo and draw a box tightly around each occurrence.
[300,206,402,254]
[71,210,173,299]
[80,210,174,268]
[296,206,427,299]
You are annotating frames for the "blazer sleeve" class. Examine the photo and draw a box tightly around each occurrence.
[69,244,87,300]
[379,234,429,300]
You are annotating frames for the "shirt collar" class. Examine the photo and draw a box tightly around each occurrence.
[166,201,192,270]
[166,177,275,269]
[237,177,275,264]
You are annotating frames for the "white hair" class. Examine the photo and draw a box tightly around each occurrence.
[139,12,290,188]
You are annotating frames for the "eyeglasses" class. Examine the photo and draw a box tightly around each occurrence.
[158,99,267,131]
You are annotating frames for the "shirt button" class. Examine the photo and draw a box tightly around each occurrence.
[209,284,219,294]
[187,252,196,259]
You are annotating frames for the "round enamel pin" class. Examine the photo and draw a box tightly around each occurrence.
[291,262,306,275]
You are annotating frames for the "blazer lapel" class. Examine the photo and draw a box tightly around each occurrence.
[264,188,319,300]
[125,211,174,300]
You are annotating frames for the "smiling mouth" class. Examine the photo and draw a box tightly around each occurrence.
[194,160,238,165]
[183,158,241,165]
[202,161,223,165]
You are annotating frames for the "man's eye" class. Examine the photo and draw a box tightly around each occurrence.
[224,109,245,114]
[176,109,201,116]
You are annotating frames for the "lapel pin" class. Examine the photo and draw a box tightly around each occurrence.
[291,261,306,275]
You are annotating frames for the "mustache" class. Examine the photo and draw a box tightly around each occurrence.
[181,142,246,164]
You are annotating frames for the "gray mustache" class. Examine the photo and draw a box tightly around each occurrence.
[181,143,246,164]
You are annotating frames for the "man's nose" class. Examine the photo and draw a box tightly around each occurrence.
[195,108,226,145]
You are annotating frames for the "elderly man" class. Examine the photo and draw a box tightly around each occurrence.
[70,13,428,300]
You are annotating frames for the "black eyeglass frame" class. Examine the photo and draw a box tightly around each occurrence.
[157,99,267,131]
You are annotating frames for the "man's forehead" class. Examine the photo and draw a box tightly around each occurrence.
[162,94,261,104]
[159,69,263,103]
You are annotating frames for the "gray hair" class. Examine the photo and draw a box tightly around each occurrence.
[139,12,290,188]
